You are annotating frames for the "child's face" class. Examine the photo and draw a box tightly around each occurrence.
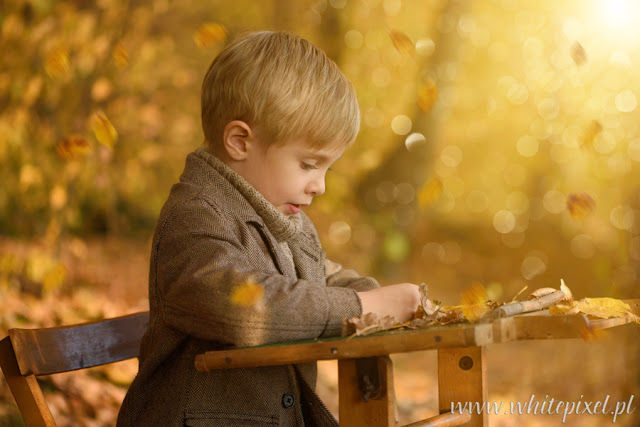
[243,138,345,216]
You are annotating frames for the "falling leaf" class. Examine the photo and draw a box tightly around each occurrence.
[112,43,129,68]
[45,45,70,78]
[460,281,489,323]
[49,185,67,210]
[417,177,443,208]
[581,120,602,150]
[417,79,438,113]
[570,41,587,66]
[90,111,118,149]
[56,135,92,160]
[229,280,264,308]
[388,28,415,57]
[566,192,595,219]
[343,312,398,336]
[194,23,227,48]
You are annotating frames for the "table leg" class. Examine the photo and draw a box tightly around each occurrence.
[338,356,396,426]
[437,346,487,427]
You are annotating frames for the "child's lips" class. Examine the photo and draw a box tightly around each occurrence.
[287,203,301,214]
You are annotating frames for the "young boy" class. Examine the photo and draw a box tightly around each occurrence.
[117,31,420,426]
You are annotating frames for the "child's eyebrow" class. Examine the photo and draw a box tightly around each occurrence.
[305,152,342,163]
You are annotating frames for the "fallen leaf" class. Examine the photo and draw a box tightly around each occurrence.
[460,281,489,323]
[194,23,227,48]
[528,287,557,299]
[560,279,573,302]
[343,312,398,336]
[566,192,595,219]
[417,79,438,113]
[576,297,632,319]
[90,111,118,149]
[229,280,264,308]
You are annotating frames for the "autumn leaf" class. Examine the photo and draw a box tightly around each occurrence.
[560,278,573,302]
[566,192,595,219]
[576,298,633,319]
[45,45,70,78]
[570,41,587,66]
[581,120,602,150]
[112,43,129,68]
[417,177,443,208]
[417,79,438,113]
[90,111,118,149]
[460,281,489,323]
[56,135,92,160]
[229,280,264,308]
[343,312,398,336]
[388,28,415,57]
[194,23,227,48]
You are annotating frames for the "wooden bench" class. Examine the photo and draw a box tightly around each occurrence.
[2,301,638,426]
[0,312,149,426]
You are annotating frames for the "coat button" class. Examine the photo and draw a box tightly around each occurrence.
[282,393,295,408]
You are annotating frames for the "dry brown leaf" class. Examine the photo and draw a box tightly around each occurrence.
[344,312,398,336]
[566,193,595,219]
[436,306,466,324]
[56,135,92,160]
[389,28,415,56]
[528,287,557,299]
[560,279,573,302]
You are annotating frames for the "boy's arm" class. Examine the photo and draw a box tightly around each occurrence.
[324,259,380,291]
[153,198,363,347]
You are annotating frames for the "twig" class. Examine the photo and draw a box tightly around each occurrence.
[493,290,565,318]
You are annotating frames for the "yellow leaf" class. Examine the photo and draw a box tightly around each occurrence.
[90,111,118,149]
[580,120,602,150]
[566,192,595,219]
[194,23,227,48]
[576,297,631,319]
[112,43,129,68]
[42,262,67,293]
[230,280,264,308]
[56,134,92,160]
[389,29,415,57]
[45,45,70,78]
[460,281,489,323]
[549,301,578,315]
[417,79,438,113]
[417,177,442,208]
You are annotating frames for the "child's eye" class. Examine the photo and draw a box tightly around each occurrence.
[301,162,317,170]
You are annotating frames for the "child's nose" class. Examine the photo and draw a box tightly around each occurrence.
[307,175,325,196]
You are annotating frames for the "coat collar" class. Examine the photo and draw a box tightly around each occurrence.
[181,147,303,242]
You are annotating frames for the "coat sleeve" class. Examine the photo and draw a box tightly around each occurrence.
[151,197,362,347]
[324,259,380,292]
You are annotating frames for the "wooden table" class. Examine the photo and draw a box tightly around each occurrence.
[195,299,640,427]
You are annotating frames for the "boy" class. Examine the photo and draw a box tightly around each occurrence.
[117,31,420,426]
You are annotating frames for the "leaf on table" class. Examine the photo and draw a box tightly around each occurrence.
[343,312,398,336]
[436,306,466,325]
[229,279,264,308]
[576,298,637,321]
[549,301,579,315]
[528,287,557,299]
[460,281,489,323]
[560,279,573,302]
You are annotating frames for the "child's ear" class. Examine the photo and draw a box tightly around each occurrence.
[222,120,253,161]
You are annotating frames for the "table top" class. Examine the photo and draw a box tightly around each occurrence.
[195,299,640,372]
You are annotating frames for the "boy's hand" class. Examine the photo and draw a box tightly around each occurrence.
[357,283,421,323]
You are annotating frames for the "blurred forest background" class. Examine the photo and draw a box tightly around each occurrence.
[1,0,640,425]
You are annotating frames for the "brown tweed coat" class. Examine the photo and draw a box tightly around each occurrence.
[117,147,379,426]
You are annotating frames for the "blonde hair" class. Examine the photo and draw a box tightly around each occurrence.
[201,31,360,150]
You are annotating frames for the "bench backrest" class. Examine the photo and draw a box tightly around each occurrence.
[0,311,149,426]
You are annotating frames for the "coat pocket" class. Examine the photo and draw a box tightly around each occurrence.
[184,411,278,426]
